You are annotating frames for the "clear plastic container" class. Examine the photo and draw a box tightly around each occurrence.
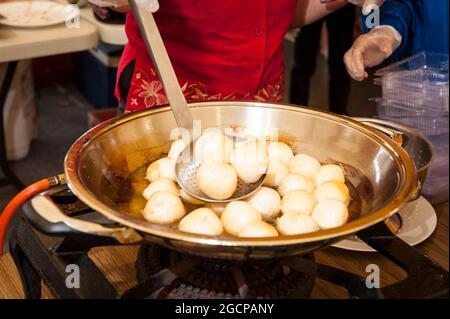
[379,79,448,114]
[377,101,449,135]
[380,84,448,113]
[375,67,449,86]
[375,51,449,77]
[375,94,448,114]
[374,51,449,115]
[373,52,449,203]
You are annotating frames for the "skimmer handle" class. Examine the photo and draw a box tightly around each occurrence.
[130,0,193,130]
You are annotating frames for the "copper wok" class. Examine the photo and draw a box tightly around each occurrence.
[30,101,419,259]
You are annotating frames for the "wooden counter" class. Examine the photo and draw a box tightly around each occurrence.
[0,203,447,299]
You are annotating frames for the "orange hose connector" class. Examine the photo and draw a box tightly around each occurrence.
[0,179,51,256]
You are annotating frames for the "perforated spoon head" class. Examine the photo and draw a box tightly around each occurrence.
[174,139,266,203]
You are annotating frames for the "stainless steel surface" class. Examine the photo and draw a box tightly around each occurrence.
[354,119,404,145]
[129,0,193,130]
[385,213,403,234]
[31,188,143,244]
[353,117,434,237]
[355,118,434,189]
[63,101,418,259]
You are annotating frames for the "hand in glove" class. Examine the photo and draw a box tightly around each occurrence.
[344,26,402,81]
[87,0,159,13]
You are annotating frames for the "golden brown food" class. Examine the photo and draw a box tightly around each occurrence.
[221,201,262,236]
[178,207,223,236]
[143,191,186,224]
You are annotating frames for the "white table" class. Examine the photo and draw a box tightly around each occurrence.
[0,12,98,189]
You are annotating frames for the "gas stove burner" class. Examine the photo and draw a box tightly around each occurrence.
[135,244,316,299]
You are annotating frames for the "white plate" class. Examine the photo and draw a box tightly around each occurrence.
[0,1,79,28]
[332,196,437,252]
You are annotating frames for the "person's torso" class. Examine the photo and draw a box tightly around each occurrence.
[119,0,297,111]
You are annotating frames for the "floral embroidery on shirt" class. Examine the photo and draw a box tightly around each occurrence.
[138,80,168,107]
[181,82,237,102]
[253,80,283,102]
[126,65,283,112]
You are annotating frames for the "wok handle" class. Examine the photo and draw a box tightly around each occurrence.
[354,118,404,145]
[30,191,143,244]
[357,222,449,299]
[355,117,421,200]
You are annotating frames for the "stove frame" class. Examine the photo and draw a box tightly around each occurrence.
[8,188,449,299]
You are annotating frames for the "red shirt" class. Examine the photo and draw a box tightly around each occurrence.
[116,0,297,112]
